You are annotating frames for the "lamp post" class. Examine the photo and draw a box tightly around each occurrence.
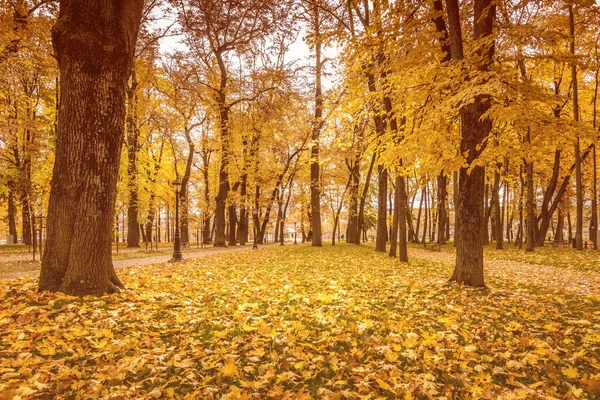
[294,222,298,244]
[170,179,184,262]
[252,207,258,250]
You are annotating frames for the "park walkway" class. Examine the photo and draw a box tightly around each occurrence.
[0,244,274,280]
[408,247,600,296]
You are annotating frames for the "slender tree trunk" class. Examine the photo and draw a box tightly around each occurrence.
[526,155,535,252]
[556,207,564,242]
[422,184,428,245]
[437,173,447,244]
[415,189,424,244]
[494,170,503,249]
[7,184,17,239]
[126,72,140,248]
[390,174,399,257]
[570,5,583,251]
[39,0,144,295]
[358,153,376,243]
[310,6,323,247]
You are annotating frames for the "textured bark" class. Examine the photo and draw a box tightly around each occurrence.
[38,0,143,295]
[437,174,447,244]
[569,5,583,251]
[449,0,495,288]
[390,175,400,257]
[126,72,140,248]
[375,166,388,252]
[357,153,376,243]
[555,207,564,243]
[526,155,535,252]
[346,159,360,244]
[214,52,230,247]
[493,170,503,249]
[7,183,17,238]
[310,6,323,247]
[180,127,195,245]
[398,175,409,262]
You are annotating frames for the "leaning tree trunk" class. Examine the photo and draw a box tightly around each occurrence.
[38,0,143,295]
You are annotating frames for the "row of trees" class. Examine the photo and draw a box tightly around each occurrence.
[1,0,599,294]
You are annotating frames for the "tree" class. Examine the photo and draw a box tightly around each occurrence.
[38,0,144,295]
[448,0,496,287]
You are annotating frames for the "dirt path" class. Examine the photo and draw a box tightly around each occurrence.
[408,247,600,296]
[0,244,274,280]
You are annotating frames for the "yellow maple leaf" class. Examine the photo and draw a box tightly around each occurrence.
[561,366,578,379]
[221,357,239,378]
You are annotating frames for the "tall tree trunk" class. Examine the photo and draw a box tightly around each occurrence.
[555,207,564,243]
[358,153,376,243]
[493,169,503,249]
[126,71,140,248]
[526,155,535,252]
[449,0,495,287]
[570,5,583,251]
[376,167,388,252]
[422,184,428,245]
[437,173,447,244]
[415,188,424,244]
[346,160,360,244]
[39,0,143,295]
[214,51,231,247]
[310,6,323,247]
[7,183,17,239]
[390,174,399,257]
[228,205,237,246]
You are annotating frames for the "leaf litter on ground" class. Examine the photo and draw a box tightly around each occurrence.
[0,244,599,399]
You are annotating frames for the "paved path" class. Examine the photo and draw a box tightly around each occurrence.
[0,244,273,280]
[408,247,600,296]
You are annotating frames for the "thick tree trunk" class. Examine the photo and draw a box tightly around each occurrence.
[7,184,17,238]
[39,0,143,295]
[375,167,388,252]
[228,205,237,246]
[346,160,360,244]
[450,0,494,288]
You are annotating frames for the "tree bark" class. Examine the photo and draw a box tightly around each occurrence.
[126,71,140,248]
[39,0,143,295]
[526,154,535,252]
[569,5,583,251]
[310,5,323,247]
[493,169,503,249]
[449,0,495,288]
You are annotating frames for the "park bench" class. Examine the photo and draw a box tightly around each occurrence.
[424,242,441,251]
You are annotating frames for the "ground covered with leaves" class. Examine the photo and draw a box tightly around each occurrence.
[1,244,599,399]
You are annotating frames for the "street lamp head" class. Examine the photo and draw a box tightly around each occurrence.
[172,179,182,194]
